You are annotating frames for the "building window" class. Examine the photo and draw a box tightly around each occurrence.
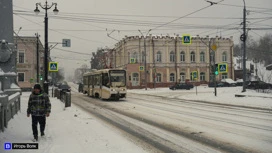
[170,51,175,62]
[133,52,138,63]
[127,52,130,64]
[132,73,139,86]
[222,73,228,79]
[190,51,195,62]
[200,52,205,62]
[156,51,162,62]
[170,73,175,82]
[19,51,25,63]
[142,51,145,63]
[222,52,227,62]
[18,73,24,82]
[156,73,162,82]
[180,51,185,62]
[200,72,205,81]
[180,72,185,82]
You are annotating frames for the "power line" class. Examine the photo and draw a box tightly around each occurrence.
[53,47,92,55]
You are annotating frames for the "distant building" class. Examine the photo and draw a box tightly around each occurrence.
[233,57,272,83]
[15,36,44,90]
[114,35,234,89]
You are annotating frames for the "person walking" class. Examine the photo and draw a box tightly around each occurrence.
[27,84,51,142]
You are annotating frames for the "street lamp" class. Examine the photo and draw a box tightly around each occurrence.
[34,0,59,94]
[139,29,151,90]
[242,0,247,92]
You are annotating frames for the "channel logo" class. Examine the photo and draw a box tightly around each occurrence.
[4,142,38,150]
[4,143,12,150]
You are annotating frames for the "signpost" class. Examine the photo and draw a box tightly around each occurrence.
[139,66,144,71]
[218,63,228,73]
[49,62,58,72]
[182,34,191,45]
[130,58,135,64]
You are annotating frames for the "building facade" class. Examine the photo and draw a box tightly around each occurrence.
[114,35,234,89]
[15,36,44,90]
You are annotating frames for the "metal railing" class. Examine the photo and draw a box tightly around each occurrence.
[0,92,21,132]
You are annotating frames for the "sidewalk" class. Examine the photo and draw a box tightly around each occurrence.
[0,92,147,153]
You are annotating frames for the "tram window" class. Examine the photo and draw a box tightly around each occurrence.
[102,73,110,87]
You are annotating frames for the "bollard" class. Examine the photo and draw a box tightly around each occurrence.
[65,92,71,107]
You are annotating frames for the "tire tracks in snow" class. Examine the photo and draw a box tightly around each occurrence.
[71,93,255,153]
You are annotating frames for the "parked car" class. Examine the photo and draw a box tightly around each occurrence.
[221,78,236,87]
[169,83,193,90]
[208,82,224,87]
[58,83,71,92]
[246,81,271,89]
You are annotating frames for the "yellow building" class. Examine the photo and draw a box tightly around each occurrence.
[114,35,234,89]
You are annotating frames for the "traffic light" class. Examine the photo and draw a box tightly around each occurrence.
[214,64,219,75]
[39,75,43,81]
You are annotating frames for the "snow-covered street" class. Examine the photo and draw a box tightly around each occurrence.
[1,85,272,153]
[0,92,148,153]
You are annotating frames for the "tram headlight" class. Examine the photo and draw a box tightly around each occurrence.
[111,89,115,91]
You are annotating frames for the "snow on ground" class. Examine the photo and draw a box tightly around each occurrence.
[128,86,272,109]
[0,92,148,153]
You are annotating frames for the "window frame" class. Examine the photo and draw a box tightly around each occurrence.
[190,51,195,62]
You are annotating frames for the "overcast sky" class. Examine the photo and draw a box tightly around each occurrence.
[12,0,272,79]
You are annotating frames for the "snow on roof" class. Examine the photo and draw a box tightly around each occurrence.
[221,78,236,83]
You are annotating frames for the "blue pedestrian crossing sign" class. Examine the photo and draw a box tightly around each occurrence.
[218,63,228,73]
[139,66,144,71]
[49,62,58,72]
[192,71,198,80]
[182,34,191,44]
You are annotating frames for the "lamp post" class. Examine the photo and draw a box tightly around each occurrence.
[34,0,59,94]
[242,0,247,92]
[35,33,40,83]
[139,29,151,90]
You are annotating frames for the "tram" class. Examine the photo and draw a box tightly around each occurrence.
[83,69,126,100]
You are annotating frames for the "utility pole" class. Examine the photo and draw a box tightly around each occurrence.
[242,0,247,92]
[175,36,178,84]
[34,0,59,94]
[139,29,151,90]
[36,33,40,83]
[152,37,156,89]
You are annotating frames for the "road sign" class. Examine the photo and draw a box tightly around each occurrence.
[139,66,144,71]
[182,34,191,44]
[130,58,135,63]
[211,44,217,51]
[49,62,58,72]
[62,39,71,47]
[218,63,228,73]
[192,71,198,79]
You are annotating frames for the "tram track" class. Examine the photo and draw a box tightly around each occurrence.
[71,92,265,153]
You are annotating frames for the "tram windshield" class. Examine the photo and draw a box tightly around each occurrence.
[109,70,126,87]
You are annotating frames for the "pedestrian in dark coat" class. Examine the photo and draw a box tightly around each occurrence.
[27,84,51,142]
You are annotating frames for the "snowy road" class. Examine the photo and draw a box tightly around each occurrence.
[72,91,272,153]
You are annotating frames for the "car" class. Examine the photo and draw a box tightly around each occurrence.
[208,82,224,87]
[58,83,71,92]
[169,83,193,90]
[221,78,236,87]
[246,81,271,90]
